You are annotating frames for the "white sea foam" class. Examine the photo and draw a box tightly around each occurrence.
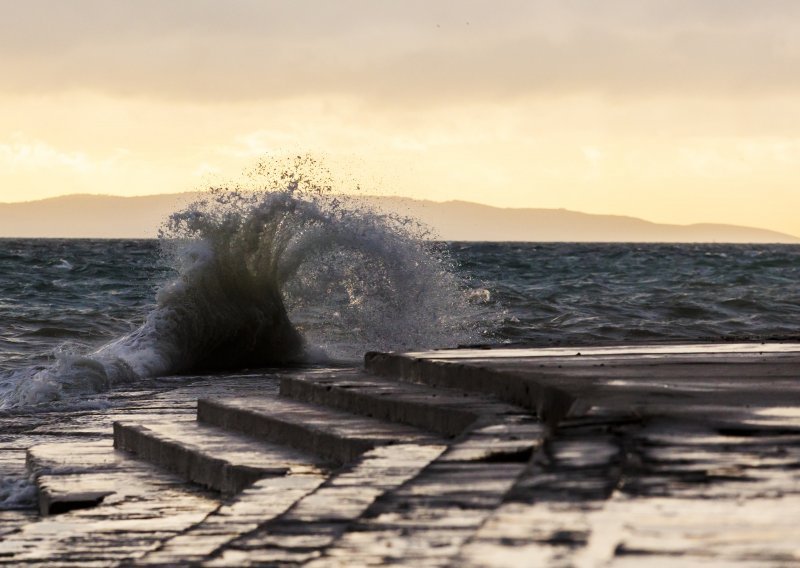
[0,476,37,510]
[0,159,482,409]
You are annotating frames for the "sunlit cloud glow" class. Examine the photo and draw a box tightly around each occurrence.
[1,1,799,236]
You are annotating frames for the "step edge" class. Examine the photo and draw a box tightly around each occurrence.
[113,421,287,493]
[279,375,480,437]
[196,399,377,465]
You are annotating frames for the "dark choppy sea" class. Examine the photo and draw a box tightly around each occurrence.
[454,242,800,345]
[3,239,800,380]
[5,185,800,416]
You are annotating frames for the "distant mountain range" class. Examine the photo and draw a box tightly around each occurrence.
[0,192,797,243]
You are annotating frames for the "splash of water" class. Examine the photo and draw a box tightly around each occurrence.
[1,160,481,408]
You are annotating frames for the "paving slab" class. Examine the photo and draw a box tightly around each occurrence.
[0,371,288,566]
[134,474,328,566]
[207,443,447,566]
[27,440,164,515]
[310,416,546,567]
[456,401,799,561]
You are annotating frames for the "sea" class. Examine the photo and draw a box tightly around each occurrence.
[2,184,800,410]
[2,221,800,411]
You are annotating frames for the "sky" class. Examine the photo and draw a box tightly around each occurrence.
[2,0,800,236]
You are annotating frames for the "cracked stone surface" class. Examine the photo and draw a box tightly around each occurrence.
[113,419,327,494]
[0,372,283,566]
[208,444,446,566]
[2,345,800,566]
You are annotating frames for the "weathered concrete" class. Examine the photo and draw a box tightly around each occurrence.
[3,344,800,566]
[113,420,327,494]
[197,396,443,465]
[0,372,281,566]
[310,418,546,567]
[455,414,800,566]
[135,474,328,566]
[208,443,447,566]
[3,438,220,565]
[394,343,800,566]
[366,343,800,423]
[28,441,120,515]
[280,370,525,437]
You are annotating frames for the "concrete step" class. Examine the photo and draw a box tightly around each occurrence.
[197,396,443,465]
[6,439,220,564]
[113,419,328,494]
[26,440,129,515]
[280,370,526,437]
[365,351,578,426]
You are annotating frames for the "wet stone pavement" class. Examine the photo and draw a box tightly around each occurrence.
[0,372,284,565]
[1,344,800,566]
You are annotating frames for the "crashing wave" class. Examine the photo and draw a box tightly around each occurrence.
[1,160,480,408]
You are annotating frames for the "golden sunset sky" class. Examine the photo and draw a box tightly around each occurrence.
[2,1,800,235]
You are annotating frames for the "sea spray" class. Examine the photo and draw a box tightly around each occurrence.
[0,160,482,408]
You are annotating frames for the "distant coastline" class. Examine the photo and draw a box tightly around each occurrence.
[1,192,798,243]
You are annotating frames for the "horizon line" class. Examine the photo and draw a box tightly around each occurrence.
[2,190,798,240]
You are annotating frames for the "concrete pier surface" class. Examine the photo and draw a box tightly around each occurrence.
[2,342,800,566]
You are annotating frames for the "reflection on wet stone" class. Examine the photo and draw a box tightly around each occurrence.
[2,345,800,565]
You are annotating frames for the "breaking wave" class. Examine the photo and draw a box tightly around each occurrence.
[1,161,481,408]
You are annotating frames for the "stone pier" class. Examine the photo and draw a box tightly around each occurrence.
[1,342,800,566]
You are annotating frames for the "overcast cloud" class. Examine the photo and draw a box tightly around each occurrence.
[2,0,800,104]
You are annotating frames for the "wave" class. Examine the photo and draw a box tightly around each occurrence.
[1,163,481,408]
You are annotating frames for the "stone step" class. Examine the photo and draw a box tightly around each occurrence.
[26,440,131,516]
[5,439,220,564]
[279,371,526,438]
[364,351,579,426]
[197,396,443,465]
[113,419,328,494]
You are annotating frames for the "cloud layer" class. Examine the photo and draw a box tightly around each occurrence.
[3,1,800,104]
[3,1,800,237]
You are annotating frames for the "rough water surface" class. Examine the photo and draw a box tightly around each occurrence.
[3,237,800,408]
[0,181,479,409]
[455,241,800,344]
